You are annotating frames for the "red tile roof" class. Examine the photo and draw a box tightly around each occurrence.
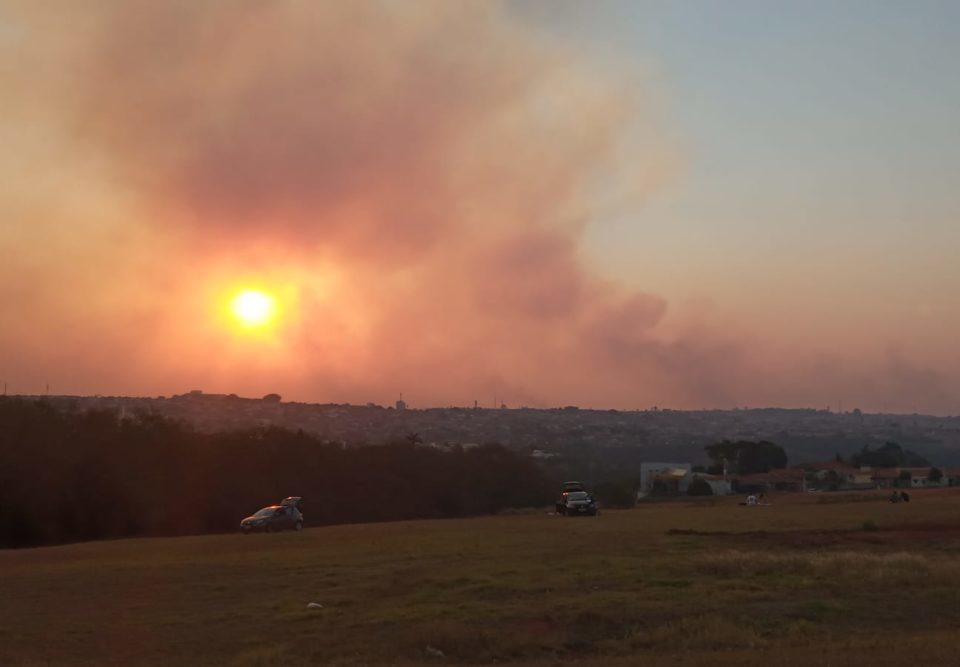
[807,460,856,472]
[870,467,935,479]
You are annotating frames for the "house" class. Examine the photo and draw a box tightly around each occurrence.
[690,473,732,496]
[870,467,947,488]
[901,467,944,488]
[944,468,960,487]
[805,461,873,490]
[638,462,692,498]
[870,467,900,488]
[649,468,690,496]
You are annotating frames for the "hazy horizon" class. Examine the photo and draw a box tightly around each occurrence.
[7,390,956,419]
[2,1,958,414]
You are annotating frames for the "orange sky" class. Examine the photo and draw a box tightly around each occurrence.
[1,1,957,414]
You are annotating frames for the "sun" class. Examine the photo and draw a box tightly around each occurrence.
[230,289,276,328]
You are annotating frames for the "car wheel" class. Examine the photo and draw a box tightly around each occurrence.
[265,523,274,533]
[295,521,303,531]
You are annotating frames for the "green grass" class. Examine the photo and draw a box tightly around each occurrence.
[3,489,960,666]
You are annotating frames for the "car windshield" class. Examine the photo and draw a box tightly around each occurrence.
[566,492,589,501]
[254,507,280,518]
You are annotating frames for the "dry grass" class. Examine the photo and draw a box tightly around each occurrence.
[694,549,955,581]
[2,488,960,665]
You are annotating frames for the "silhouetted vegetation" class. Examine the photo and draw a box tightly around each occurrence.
[850,441,930,468]
[704,440,787,475]
[0,398,553,548]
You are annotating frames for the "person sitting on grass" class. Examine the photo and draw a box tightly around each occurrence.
[889,490,901,503]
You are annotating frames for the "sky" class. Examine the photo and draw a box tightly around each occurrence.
[1,0,957,414]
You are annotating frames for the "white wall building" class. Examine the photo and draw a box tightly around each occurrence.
[638,462,692,498]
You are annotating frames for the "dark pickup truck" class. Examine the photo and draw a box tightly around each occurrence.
[557,490,598,516]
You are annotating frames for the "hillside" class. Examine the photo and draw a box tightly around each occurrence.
[18,394,960,468]
[4,490,960,666]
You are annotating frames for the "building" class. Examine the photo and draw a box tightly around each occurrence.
[690,473,732,496]
[805,461,874,489]
[870,468,900,488]
[870,467,945,489]
[638,462,692,498]
[900,467,944,488]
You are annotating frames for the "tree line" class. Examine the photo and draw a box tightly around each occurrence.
[0,398,553,548]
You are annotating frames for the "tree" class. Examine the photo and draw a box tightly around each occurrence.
[0,398,555,548]
[851,442,930,468]
[705,440,787,475]
[929,467,943,483]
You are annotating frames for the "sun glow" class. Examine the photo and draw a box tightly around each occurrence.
[230,289,276,328]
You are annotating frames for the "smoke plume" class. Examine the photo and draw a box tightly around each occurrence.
[1,1,954,412]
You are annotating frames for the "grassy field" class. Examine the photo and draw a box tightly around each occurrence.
[3,489,960,666]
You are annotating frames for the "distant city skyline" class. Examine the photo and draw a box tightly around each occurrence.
[1,1,957,414]
[5,388,955,419]
[14,392,960,471]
